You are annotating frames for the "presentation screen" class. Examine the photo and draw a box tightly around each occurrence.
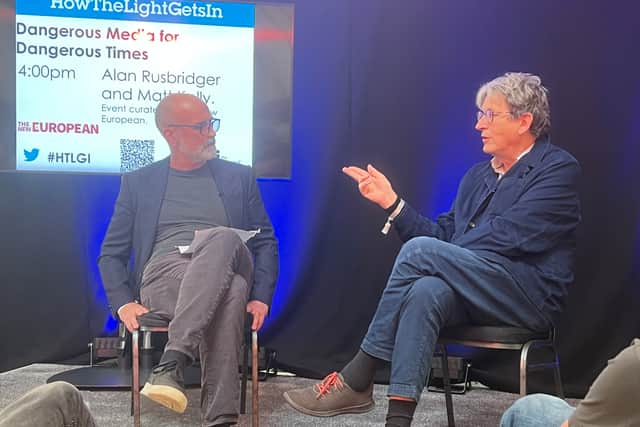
[0,0,293,178]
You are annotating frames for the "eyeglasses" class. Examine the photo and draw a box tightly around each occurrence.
[476,109,513,123]
[167,117,220,135]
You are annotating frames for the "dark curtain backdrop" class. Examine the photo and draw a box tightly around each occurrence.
[1,0,639,398]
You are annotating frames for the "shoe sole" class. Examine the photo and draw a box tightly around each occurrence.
[140,383,188,413]
[283,391,375,417]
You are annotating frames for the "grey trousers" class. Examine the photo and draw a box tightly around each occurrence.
[0,382,96,427]
[141,227,253,426]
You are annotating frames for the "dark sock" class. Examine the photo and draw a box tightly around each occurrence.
[160,349,191,367]
[340,349,383,392]
[385,399,417,427]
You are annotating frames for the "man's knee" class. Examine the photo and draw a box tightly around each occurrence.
[31,382,85,414]
[400,236,439,255]
[201,227,244,250]
[201,228,253,274]
[398,236,460,262]
[44,382,83,403]
[500,394,569,427]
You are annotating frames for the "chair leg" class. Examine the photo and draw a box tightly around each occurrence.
[240,329,249,414]
[440,344,455,427]
[132,330,141,427]
[521,339,566,399]
[552,348,564,398]
[251,331,259,427]
[520,341,534,396]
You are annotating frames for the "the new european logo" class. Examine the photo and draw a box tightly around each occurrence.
[24,148,39,162]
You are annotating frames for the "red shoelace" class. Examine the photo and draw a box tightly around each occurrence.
[313,371,344,399]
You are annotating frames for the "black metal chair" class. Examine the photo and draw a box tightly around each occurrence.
[129,313,259,427]
[437,325,564,427]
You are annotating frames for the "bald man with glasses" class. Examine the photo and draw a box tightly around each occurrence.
[99,93,279,427]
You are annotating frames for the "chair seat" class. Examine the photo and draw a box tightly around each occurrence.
[439,325,550,345]
[138,312,172,328]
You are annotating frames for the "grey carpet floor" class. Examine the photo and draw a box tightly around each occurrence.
[0,364,578,426]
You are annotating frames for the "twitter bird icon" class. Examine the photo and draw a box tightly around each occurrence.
[24,148,40,162]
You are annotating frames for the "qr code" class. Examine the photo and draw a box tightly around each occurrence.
[120,139,155,172]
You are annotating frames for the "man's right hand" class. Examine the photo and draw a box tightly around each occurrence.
[118,302,150,333]
[342,164,398,209]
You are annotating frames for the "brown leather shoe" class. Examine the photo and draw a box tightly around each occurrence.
[283,372,374,417]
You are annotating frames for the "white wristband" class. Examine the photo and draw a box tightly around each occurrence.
[381,199,405,235]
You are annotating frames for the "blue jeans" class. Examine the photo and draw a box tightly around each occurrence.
[500,394,575,427]
[360,237,549,401]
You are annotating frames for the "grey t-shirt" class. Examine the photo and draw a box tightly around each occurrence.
[150,165,229,258]
[569,338,640,426]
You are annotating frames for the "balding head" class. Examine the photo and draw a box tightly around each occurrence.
[155,93,208,131]
[154,93,216,170]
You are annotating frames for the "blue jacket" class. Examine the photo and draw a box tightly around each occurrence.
[98,157,279,317]
[393,139,581,324]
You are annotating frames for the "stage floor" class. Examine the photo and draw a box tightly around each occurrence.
[0,363,574,426]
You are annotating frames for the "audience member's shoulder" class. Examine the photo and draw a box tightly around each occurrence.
[610,338,640,369]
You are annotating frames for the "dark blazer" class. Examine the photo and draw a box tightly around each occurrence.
[393,138,581,325]
[98,157,279,317]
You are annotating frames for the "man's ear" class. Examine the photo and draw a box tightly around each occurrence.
[162,128,178,148]
[517,112,534,135]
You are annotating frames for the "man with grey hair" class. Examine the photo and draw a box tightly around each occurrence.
[284,72,581,426]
